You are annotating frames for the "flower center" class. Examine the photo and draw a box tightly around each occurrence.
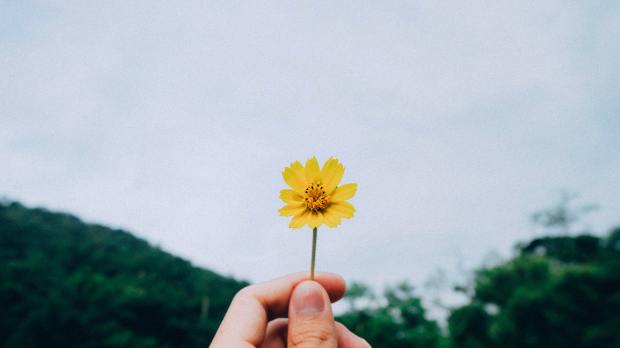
[304,182,329,212]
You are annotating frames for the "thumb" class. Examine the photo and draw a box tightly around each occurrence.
[287,280,338,348]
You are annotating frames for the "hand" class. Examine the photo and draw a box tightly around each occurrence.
[210,272,370,347]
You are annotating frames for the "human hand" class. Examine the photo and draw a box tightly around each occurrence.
[210,272,370,347]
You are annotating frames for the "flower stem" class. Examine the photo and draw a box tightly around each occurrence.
[310,227,318,280]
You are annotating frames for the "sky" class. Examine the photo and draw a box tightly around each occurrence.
[2,1,620,304]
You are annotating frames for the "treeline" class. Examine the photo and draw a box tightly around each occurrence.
[1,200,619,347]
[338,229,620,348]
[0,201,246,347]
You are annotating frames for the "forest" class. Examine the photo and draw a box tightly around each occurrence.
[1,200,618,347]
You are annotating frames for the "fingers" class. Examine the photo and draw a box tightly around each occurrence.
[260,318,287,348]
[335,322,371,348]
[262,319,370,348]
[210,272,345,347]
[287,281,338,348]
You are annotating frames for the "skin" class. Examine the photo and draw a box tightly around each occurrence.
[210,272,370,348]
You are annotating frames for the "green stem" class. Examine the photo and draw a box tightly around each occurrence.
[310,227,318,280]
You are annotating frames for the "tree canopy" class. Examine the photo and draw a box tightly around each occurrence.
[0,201,246,347]
[1,200,618,347]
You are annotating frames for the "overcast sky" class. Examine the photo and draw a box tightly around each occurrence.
[2,1,619,298]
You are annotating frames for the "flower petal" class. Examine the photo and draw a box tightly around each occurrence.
[330,183,357,202]
[308,211,324,228]
[328,201,355,218]
[305,157,321,183]
[289,210,310,228]
[279,203,306,217]
[323,209,342,228]
[282,161,307,194]
[321,157,345,193]
[280,189,303,204]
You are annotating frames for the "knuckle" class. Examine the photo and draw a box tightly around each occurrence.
[358,338,372,348]
[234,285,257,301]
[290,322,333,347]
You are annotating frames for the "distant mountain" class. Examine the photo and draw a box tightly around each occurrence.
[4,199,618,348]
[0,200,246,348]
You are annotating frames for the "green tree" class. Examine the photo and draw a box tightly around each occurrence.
[448,229,620,348]
[0,201,247,347]
[338,281,445,348]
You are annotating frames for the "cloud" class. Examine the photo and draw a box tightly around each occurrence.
[1,1,619,291]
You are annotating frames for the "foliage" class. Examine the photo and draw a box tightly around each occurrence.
[337,282,447,348]
[530,191,598,234]
[0,201,247,348]
[2,199,619,348]
[448,231,620,348]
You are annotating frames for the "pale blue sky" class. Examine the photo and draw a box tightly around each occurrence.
[2,1,619,306]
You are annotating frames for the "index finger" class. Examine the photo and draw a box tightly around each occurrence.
[210,272,346,347]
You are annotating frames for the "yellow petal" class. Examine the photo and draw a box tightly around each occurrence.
[282,161,307,194]
[280,189,303,204]
[307,211,324,228]
[327,201,355,218]
[291,161,306,178]
[321,157,345,193]
[305,157,321,183]
[290,210,310,228]
[330,183,357,202]
[279,203,306,217]
[323,209,342,228]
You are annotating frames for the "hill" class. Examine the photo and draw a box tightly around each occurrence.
[2,199,619,348]
[0,201,246,348]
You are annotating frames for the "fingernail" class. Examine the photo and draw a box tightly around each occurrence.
[291,281,326,315]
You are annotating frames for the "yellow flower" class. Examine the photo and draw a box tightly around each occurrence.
[279,157,357,229]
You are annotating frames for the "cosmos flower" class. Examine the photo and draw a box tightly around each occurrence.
[279,157,357,229]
